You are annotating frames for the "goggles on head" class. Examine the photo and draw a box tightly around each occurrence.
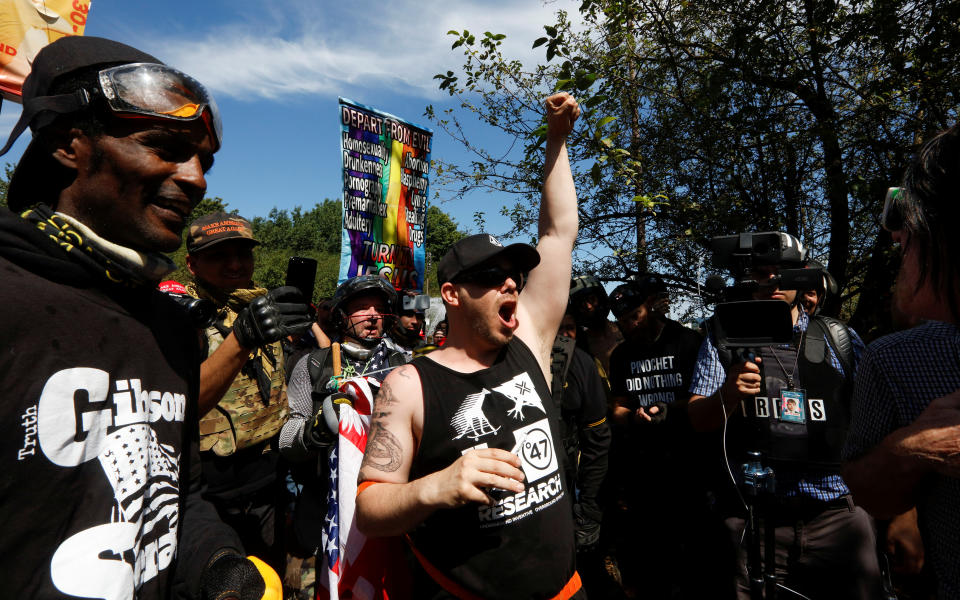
[0,62,222,157]
[95,63,222,148]
[881,187,905,233]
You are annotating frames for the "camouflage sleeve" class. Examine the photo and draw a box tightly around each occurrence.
[278,354,315,462]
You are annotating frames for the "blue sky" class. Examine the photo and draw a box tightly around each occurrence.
[1,0,582,239]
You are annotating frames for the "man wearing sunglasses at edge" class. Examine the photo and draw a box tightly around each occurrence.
[841,124,960,598]
[355,92,582,600]
[0,37,284,599]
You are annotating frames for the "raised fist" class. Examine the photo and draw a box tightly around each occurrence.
[544,92,580,140]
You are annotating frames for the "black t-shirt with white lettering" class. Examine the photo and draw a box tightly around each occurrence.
[409,338,576,599]
[608,320,703,501]
[609,319,702,410]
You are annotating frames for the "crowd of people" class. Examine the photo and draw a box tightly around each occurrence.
[1,34,958,600]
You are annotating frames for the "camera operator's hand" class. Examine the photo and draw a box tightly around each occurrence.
[233,286,312,350]
[721,357,762,400]
[302,392,353,449]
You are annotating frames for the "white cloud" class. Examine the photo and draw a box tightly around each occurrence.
[149,0,580,101]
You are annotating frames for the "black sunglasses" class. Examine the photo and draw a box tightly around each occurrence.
[454,266,527,291]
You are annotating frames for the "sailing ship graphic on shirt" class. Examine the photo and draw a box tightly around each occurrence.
[452,389,500,440]
[450,373,546,440]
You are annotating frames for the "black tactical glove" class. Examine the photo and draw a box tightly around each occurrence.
[302,392,353,449]
[573,503,601,552]
[646,401,669,425]
[233,286,312,349]
[200,552,279,600]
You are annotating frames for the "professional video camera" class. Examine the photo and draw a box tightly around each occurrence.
[704,232,822,349]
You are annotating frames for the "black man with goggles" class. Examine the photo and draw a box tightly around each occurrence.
[0,36,278,600]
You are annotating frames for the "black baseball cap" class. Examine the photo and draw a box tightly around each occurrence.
[609,273,667,318]
[3,37,161,211]
[438,233,541,284]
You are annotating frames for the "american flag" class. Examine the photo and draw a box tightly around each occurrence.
[319,376,410,600]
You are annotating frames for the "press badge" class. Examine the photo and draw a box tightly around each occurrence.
[779,389,806,423]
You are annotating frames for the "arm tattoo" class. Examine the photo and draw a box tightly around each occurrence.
[362,422,403,473]
[372,381,397,420]
[359,380,403,475]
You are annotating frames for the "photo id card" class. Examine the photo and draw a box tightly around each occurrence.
[779,389,806,423]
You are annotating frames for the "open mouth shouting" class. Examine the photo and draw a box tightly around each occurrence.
[498,297,519,330]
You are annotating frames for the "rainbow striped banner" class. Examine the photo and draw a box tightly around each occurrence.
[337,98,431,292]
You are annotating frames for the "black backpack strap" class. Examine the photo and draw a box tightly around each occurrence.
[550,335,577,409]
[307,346,334,395]
[387,350,407,368]
[807,316,854,378]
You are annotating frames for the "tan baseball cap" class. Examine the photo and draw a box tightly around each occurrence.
[187,212,259,254]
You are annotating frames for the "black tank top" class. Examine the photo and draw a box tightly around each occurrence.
[409,338,576,599]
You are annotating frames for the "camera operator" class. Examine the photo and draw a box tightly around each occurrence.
[799,259,837,317]
[687,232,884,599]
[183,212,312,579]
[0,36,280,599]
[841,125,960,598]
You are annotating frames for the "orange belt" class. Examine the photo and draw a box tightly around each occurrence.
[405,534,581,600]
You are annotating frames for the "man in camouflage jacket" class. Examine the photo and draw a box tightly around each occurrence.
[185,212,311,576]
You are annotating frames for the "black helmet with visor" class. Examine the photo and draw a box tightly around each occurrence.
[331,275,399,334]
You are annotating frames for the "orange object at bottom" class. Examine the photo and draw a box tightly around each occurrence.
[405,534,582,600]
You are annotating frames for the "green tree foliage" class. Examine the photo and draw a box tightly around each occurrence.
[426,204,466,260]
[251,201,342,255]
[428,0,960,337]
[0,163,13,208]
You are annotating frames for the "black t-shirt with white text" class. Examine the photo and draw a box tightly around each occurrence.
[608,319,703,501]
[609,319,702,410]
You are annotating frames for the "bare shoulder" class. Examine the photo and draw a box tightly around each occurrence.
[360,363,423,484]
[379,364,423,405]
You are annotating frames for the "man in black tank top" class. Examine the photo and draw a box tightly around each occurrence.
[355,93,585,600]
